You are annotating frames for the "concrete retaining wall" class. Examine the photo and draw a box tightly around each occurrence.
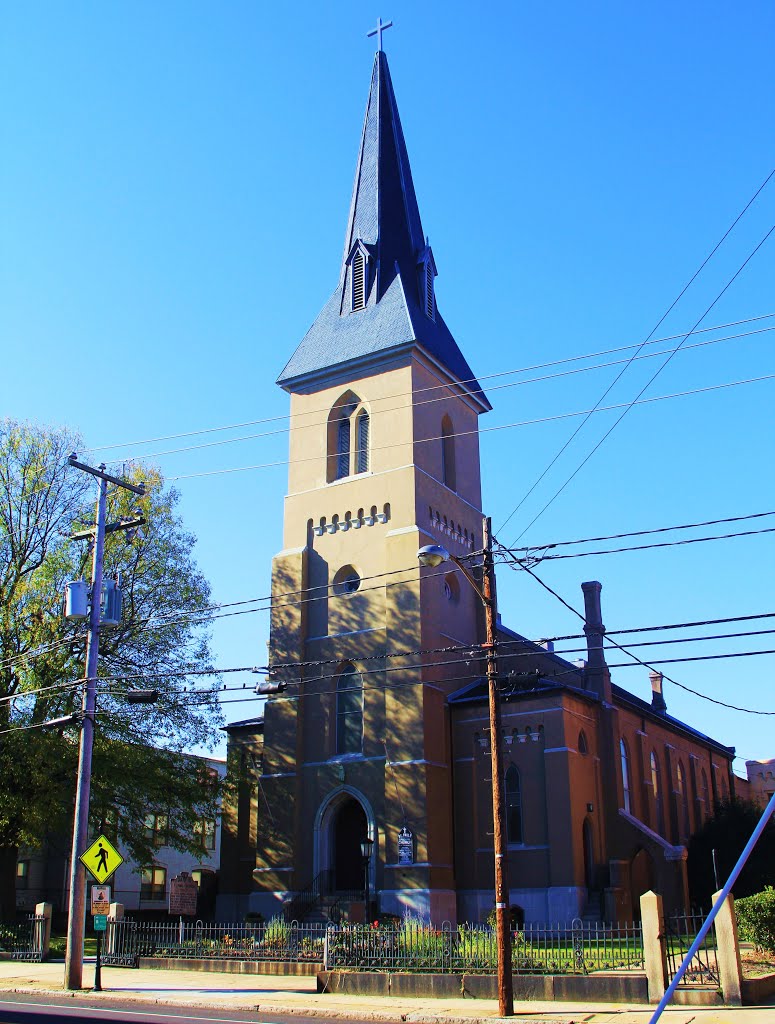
[742,972,775,1005]
[317,971,648,1003]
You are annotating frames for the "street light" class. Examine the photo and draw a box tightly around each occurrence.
[360,835,374,910]
[418,516,514,1017]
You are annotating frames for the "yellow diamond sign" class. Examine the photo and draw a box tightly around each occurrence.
[80,834,124,883]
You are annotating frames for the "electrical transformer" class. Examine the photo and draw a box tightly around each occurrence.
[64,581,89,621]
[100,579,123,628]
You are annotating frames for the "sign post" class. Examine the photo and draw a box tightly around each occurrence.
[89,884,111,993]
[80,837,123,992]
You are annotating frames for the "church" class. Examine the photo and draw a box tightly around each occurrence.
[217,46,739,927]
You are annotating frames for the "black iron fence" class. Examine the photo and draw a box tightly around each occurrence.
[103,918,326,968]
[326,918,644,974]
[0,915,47,961]
[103,916,643,975]
[665,910,719,987]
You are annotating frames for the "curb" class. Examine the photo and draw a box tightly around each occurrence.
[0,986,572,1023]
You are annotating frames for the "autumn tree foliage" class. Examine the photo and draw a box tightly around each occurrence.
[0,419,223,917]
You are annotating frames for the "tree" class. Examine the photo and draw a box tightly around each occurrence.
[0,419,223,917]
[687,797,775,909]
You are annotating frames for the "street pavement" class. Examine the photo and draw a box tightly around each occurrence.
[0,959,773,1024]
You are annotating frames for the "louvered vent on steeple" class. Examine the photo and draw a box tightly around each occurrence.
[417,243,437,322]
[352,252,366,310]
[346,240,370,313]
[424,260,435,319]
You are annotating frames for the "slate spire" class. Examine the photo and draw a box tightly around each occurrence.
[339,50,425,302]
[277,51,490,412]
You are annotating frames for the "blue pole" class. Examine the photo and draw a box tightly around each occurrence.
[649,789,775,1023]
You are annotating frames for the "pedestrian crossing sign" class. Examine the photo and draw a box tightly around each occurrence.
[80,834,124,883]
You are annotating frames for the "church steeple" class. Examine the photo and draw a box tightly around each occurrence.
[339,51,426,305]
[277,51,490,413]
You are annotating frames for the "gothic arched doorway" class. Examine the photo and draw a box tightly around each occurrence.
[333,797,367,893]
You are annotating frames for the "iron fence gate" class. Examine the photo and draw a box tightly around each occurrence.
[665,910,719,987]
[0,915,47,961]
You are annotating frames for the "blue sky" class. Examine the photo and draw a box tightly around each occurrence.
[2,2,773,770]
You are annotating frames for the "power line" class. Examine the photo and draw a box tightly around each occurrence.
[103,324,775,464]
[497,526,775,564]
[168,372,775,482]
[502,558,775,715]
[0,678,83,707]
[0,636,81,672]
[498,167,775,540]
[79,313,774,458]
[508,510,775,553]
[507,219,775,544]
[119,512,775,634]
[91,627,775,694]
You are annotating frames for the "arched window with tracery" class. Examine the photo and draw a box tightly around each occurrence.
[441,415,456,491]
[505,764,523,844]
[328,393,371,482]
[336,664,363,755]
[620,738,632,814]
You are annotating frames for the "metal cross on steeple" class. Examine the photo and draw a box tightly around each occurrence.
[367,16,393,51]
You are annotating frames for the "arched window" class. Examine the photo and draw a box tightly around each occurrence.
[701,768,711,819]
[328,393,370,482]
[505,764,523,843]
[356,410,369,473]
[651,751,664,834]
[336,664,363,755]
[677,760,690,841]
[620,738,632,814]
[441,415,456,491]
[578,731,588,755]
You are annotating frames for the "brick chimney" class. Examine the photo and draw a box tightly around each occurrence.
[649,670,667,713]
[581,581,612,703]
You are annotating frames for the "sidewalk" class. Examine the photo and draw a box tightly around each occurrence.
[0,959,773,1024]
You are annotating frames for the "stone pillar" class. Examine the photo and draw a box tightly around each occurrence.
[640,890,668,1004]
[34,902,52,959]
[713,889,743,1006]
[106,902,124,957]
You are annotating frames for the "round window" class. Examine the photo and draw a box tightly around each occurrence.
[333,564,361,596]
[443,573,460,604]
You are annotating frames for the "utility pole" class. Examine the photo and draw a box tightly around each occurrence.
[64,458,144,991]
[417,517,513,1015]
[482,517,514,1017]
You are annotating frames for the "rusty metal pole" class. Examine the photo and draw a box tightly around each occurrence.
[482,516,514,1017]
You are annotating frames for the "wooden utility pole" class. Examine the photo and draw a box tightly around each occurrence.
[482,516,514,1017]
[64,458,144,990]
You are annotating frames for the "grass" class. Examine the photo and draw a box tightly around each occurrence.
[48,935,98,959]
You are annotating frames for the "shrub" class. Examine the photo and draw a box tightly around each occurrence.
[736,887,775,953]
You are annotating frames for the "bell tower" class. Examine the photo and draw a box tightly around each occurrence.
[252,49,491,923]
